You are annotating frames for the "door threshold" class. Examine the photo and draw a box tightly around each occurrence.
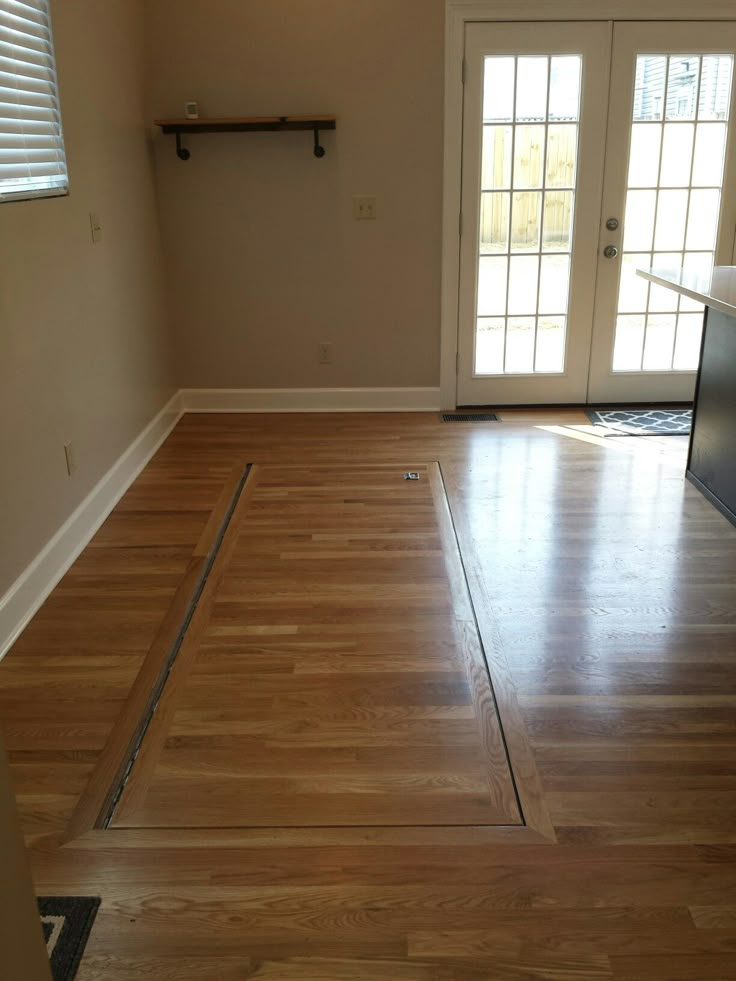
[457,401,694,410]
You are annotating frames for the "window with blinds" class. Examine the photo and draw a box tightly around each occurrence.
[0,0,67,202]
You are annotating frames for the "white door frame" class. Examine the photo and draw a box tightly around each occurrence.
[440,0,736,409]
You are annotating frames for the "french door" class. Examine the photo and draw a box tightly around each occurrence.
[589,23,736,402]
[457,21,736,406]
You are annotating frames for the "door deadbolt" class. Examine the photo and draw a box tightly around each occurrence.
[606,217,620,231]
[603,245,619,259]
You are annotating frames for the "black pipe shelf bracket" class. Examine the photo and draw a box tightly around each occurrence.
[155,115,337,161]
[175,131,190,161]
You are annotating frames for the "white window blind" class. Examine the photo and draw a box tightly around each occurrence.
[0,0,67,202]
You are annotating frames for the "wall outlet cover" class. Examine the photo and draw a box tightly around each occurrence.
[353,195,377,220]
[89,212,102,244]
[63,441,75,476]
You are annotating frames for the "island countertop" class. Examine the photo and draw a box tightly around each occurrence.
[637,265,736,318]
[638,263,736,528]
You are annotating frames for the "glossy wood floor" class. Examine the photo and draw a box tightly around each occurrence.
[111,463,520,829]
[3,410,736,980]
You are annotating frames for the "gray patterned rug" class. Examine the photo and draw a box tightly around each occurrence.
[38,897,100,981]
[587,407,692,436]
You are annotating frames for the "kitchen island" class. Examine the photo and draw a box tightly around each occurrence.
[638,266,736,527]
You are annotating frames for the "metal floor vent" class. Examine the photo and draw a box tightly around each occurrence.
[441,412,500,423]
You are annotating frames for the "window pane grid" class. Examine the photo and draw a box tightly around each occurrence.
[669,54,702,364]
[499,58,518,372]
[475,55,581,376]
[530,64,551,379]
[613,53,732,373]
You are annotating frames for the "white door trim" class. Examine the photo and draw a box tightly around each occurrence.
[440,0,736,409]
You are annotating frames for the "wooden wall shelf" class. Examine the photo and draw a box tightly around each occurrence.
[154,115,337,160]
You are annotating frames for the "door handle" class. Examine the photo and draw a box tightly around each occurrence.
[603,245,619,259]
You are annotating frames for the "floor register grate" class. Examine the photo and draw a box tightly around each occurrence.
[441,412,500,423]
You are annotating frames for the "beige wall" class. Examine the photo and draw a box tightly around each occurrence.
[0,0,174,595]
[146,0,445,388]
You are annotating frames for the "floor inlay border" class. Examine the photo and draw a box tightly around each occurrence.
[66,461,553,841]
[101,465,252,827]
[64,464,252,840]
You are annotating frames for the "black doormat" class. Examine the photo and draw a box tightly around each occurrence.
[38,897,100,981]
[587,407,692,436]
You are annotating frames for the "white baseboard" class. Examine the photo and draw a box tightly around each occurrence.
[0,386,442,660]
[180,387,442,413]
[0,392,183,660]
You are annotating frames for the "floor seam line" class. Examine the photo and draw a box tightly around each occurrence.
[100,463,252,828]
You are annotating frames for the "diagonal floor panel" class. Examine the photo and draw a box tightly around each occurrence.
[110,463,522,828]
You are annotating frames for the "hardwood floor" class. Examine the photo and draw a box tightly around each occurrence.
[110,463,520,830]
[3,409,736,979]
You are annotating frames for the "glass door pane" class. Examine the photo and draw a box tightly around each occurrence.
[475,55,581,376]
[457,22,611,406]
[612,53,734,373]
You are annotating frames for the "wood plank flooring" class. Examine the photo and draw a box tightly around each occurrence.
[2,409,736,978]
[110,463,520,829]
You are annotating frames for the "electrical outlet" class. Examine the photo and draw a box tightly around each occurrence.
[64,441,75,476]
[353,195,377,220]
[89,212,102,244]
[318,342,333,364]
